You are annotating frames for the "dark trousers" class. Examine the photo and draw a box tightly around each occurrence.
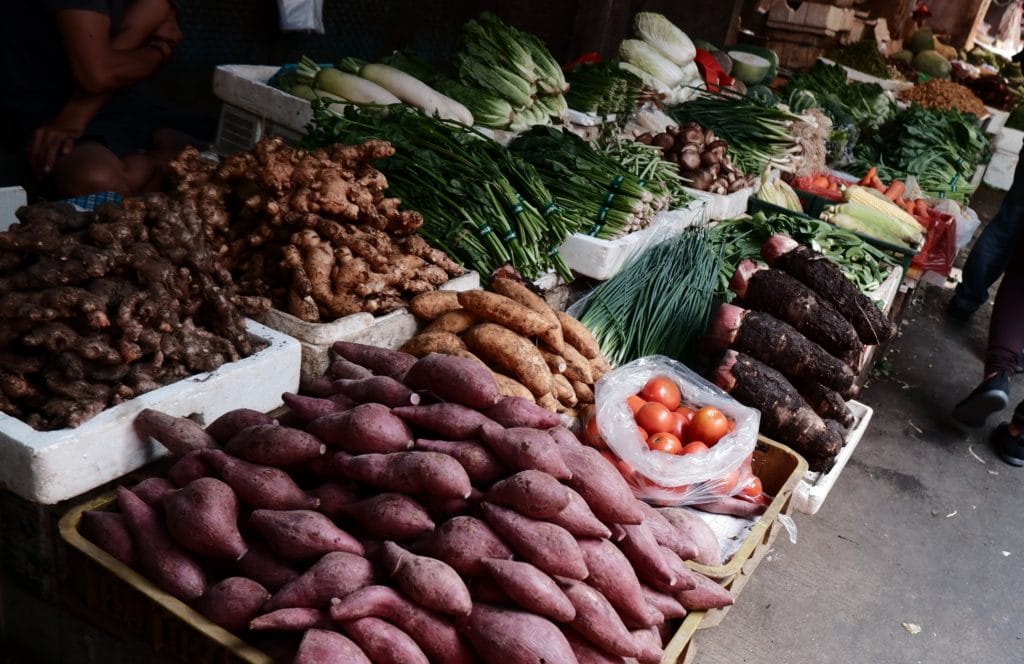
[986,222,1024,392]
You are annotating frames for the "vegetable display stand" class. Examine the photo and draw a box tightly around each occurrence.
[984,147,1017,191]
[59,493,274,664]
[0,320,300,505]
[685,186,754,221]
[212,65,310,154]
[661,611,703,663]
[792,400,873,515]
[816,58,914,93]
[557,199,709,280]
[983,107,1009,136]
[258,272,479,385]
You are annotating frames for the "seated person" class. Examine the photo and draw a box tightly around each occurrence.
[0,0,209,197]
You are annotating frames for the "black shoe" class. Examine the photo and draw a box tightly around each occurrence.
[992,423,1024,467]
[952,372,1010,427]
[946,299,975,322]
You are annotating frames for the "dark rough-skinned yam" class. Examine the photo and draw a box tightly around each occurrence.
[656,506,722,566]
[641,585,687,620]
[250,510,363,561]
[281,392,351,422]
[135,409,213,456]
[131,477,175,506]
[167,450,211,487]
[482,396,562,429]
[333,375,420,407]
[329,586,475,664]
[294,629,371,664]
[335,451,473,499]
[331,341,417,379]
[81,511,135,567]
[116,487,205,601]
[731,260,862,358]
[339,493,435,540]
[704,304,856,396]
[200,449,319,510]
[416,516,513,577]
[797,380,856,428]
[249,607,332,631]
[164,478,247,560]
[478,424,571,479]
[549,426,644,524]
[578,538,663,628]
[480,503,588,580]
[463,323,553,397]
[484,470,571,519]
[457,604,577,664]
[194,577,269,633]
[341,616,429,664]
[480,557,576,622]
[225,424,326,466]
[236,541,299,592]
[558,577,641,658]
[265,551,374,610]
[205,408,277,445]
[403,352,501,409]
[675,572,734,611]
[556,311,602,359]
[563,628,624,664]
[549,487,613,539]
[712,351,841,470]
[306,403,414,454]
[414,439,507,484]
[637,501,699,561]
[392,403,498,440]
[762,236,895,345]
[616,522,683,592]
[381,541,472,616]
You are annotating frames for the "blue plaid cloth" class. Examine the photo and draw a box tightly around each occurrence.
[61,191,124,211]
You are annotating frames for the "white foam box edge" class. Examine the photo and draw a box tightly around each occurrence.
[792,399,873,515]
[0,186,27,232]
[0,319,300,504]
[984,107,1009,135]
[984,148,1017,192]
[994,126,1024,154]
[683,186,754,220]
[557,199,709,280]
[212,65,312,135]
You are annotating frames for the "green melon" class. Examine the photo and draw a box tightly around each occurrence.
[913,49,951,79]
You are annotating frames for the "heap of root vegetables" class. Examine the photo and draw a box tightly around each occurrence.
[0,199,269,430]
[171,138,465,323]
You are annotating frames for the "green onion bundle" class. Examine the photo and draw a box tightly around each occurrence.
[565,60,643,119]
[597,137,692,209]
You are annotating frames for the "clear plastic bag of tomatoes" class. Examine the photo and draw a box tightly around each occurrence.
[590,355,760,506]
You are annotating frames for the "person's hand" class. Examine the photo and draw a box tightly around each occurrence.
[152,10,182,48]
[28,124,82,176]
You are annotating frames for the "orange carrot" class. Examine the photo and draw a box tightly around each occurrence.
[860,167,878,187]
[884,180,905,202]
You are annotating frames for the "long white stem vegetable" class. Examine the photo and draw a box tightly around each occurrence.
[360,63,474,126]
[315,68,401,105]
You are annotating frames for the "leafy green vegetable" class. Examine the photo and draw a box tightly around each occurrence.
[565,60,643,119]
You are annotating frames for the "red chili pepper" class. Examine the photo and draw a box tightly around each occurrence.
[694,48,726,92]
[564,52,601,71]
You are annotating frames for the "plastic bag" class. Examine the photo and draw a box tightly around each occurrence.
[910,208,956,276]
[593,355,759,506]
[276,0,324,33]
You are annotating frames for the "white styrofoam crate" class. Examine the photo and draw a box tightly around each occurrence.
[564,109,616,127]
[984,147,1017,191]
[0,320,300,504]
[792,399,873,515]
[0,186,27,231]
[984,107,1009,135]
[994,126,1024,154]
[557,198,709,280]
[259,272,480,384]
[684,185,754,220]
[817,58,913,92]
[212,65,312,136]
[768,1,856,37]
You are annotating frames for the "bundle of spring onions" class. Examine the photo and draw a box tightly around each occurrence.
[455,13,569,131]
[306,103,579,280]
[508,126,667,238]
[565,60,644,118]
[668,92,803,174]
[579,226,720,365]
[597,137,692,209]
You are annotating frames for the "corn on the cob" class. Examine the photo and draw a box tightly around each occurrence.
[825,202,922,247]
[845,186,926,234]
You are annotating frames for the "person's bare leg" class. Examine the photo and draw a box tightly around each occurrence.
[122,152,162,193]
[50,142,131,197]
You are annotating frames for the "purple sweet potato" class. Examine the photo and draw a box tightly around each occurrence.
[484,470,570,519]
[333,376,421,407]
[480,558,575,622]
[549,426,644,524]
[194,577,270,633]
[249,607,332,631]
[403,353,501,409]
[329,586,475,664]
[418,493,478,520]
[657,507,722,565]
[578,538,662,628]
[415,516,513,577]
[558,578,641,658]
[641,585,687,620]
[131,477,175,506]
[164,478,247,560]
[168,450,211,488]
[480,503,588,580]
[116,487,205,601]
[340,616,429,664]
[639,502,700,561]
[80,511,135,567]
[674,572,734,611]
[467,576,510,604]
[482,396,561,429]
[311,481,361,521]
[392,403,497,440]
[250,510,363,561]
[304,376,337,397]
[616,523,680,592]
[307,403,414,454]
[206,408,276,445]
[339,494,435,540]
[335,451,472,499]
[631,627,663,664]
[236,541,299,592]
[328,356,373,380]
[690,495,768,518]
[414,439,506,484]
[294,629,371,664]
[201,450,319,510]
[281,392,351,422]
[562,628,624,664]
[381,541,471,616]
[332,341,417,380]
[457,604,577,664]
[658,546,699,591]
[264,551,374,610]
[135,409,213,456]
[225,424,326,466]
[478,424,571,480]
[548,487,612,539]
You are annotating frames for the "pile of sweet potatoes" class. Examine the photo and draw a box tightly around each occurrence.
[83,343,732,663]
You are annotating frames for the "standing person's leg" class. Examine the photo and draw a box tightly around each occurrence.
[49,142,132,197]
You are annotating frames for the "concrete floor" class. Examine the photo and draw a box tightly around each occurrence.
[697,190,1024,663]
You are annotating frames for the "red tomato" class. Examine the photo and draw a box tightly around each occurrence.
[640,376,681,410]
[675,406,696,423]
[585,416,606,450]
[636,426,649,441]
[626,395,647,415]
[717,468,741,495]
[647,432,683,455]
[741,476,763,498]
[668,411,687,440]
[636,402,673,434]
[691,406,730,445]
[680,440,709,455]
